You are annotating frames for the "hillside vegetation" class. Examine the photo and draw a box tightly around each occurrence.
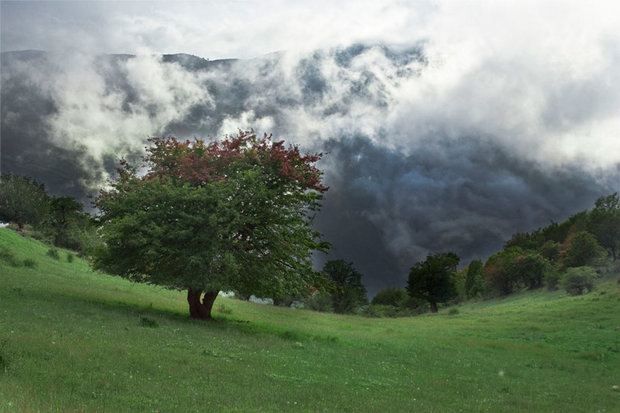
[0,228,618,412]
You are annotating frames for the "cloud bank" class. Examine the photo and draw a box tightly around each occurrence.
[2,1,619,293]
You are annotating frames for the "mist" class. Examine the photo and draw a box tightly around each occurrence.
[2,1,619,294]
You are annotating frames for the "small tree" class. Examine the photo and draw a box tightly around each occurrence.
[562,231,601,268]
[94,132,329,320]
[323,260,368,314]
[464,259,485,299]
[0,173,50,230]
[561,266,598,295]
[407,252,459,313]
[588,193,620,261]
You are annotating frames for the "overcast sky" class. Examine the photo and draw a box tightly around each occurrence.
[2,1,620,293]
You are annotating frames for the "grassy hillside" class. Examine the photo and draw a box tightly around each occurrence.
[0,228,618,412]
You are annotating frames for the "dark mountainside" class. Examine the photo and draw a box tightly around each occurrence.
[1,48,617,295]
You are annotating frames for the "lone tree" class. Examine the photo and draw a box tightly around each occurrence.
[588,193,620,261]
[407,252,459,313]
[323,260,368,314]
[94,131,329,320]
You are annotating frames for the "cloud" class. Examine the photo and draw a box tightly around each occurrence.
[2,1,620,293]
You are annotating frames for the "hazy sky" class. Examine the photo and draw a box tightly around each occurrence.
[2,1,620,293]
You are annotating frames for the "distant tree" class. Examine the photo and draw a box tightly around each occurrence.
[46,197,88,250]
[371,287,408,307]
[560,266,598,296]
[562,231,601,268]
[94,132,329,320]
[464,259,485,299]
[483,248,523,296]
[484,249,549,295]
[407,252,459,313]
[587,193,620,261]
[540,240,561,263]
[0,173,50,230]
[323,260,368,314]
[504,230,544,251]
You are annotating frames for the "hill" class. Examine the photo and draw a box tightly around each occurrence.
[0,228,618,412]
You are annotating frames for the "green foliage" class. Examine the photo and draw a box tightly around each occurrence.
[94,132,328,319]
[484,249,549,296]
[371,287,408,307]
[544,269,562,290]
[464,259,485,298]
[561,266,598,296]
[540,240,561,263]
[322,260,368,314]
[46,248,60,260]
[562,231,601,268]
[407,252,459,313]
[587,193,620,261]
[304,291,333,312]
[504,230,544,251]
[66,253,74,263]
[0,173,50,230]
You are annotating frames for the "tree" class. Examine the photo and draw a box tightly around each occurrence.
[0,173,50,230]
[407,252,459,313]
[46,196,91,250]
[94,132,329,320]
[588,193,620,261]
[371,287,408,307]
[562,231,601,268]
[323,260,368,314]
[464,259,485,299]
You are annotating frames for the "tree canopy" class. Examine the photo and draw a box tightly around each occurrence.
[322,259,368,314]
[407,252,459,313]
[93,131,329,320]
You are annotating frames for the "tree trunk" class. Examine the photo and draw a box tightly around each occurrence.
[187,289,219,320]
[430,301,438,313]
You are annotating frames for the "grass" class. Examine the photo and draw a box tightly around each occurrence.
[0,227,619,412]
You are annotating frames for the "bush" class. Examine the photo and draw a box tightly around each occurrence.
[66,253,74,263]
[361,304,422,318]
[46,248,60,260]
[371,287,408,307]
[544,270,562,290]
[561,266,598,296]
[304,292,333,312]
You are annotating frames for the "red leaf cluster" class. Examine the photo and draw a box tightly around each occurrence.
[142,130,327,192]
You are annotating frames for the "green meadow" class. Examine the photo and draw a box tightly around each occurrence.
[0,227,618,412]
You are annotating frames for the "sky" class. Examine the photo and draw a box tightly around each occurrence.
[2,0,620,295]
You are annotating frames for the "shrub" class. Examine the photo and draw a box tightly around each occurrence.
[46,248,60,260]
[371,287,408,307]
[361,304,421,318]
[561,266,598,296]
[66,253,74,263]
[304,292,333,312]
